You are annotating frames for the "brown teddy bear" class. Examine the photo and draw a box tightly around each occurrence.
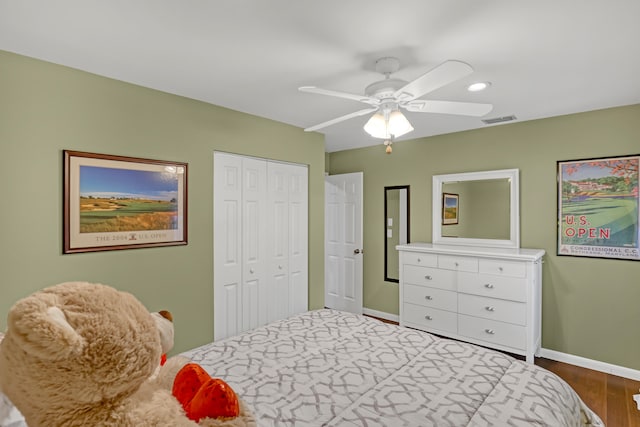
[0,281,256,427]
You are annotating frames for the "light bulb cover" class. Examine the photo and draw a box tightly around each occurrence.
[363,113,389,139]
[387,110,413,138]
[363,110,414,139]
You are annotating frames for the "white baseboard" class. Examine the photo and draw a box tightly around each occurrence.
[539,348,640,381]
[362,308,399,323]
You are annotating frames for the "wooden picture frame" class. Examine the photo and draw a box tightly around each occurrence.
[557,154,639,261]
[63,150,188,254]
[442,193,459,225]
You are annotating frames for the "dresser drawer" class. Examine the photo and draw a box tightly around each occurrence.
[438,255,478,272]
[404,283,457,312]
[403,265,456,291]
[479,259,526,278]
[402,252,438,267]
[458,272,527,302]
[458,315,526,350]
[458,293,526,325]
[403,303,457,334]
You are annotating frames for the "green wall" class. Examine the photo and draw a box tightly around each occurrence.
[0,51,325,354]
[2,49,639,371]
[328,104,640,370]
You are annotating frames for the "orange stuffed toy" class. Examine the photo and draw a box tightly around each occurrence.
[152,307,252,425]
[172,363,240,421]
[158,356,256,427]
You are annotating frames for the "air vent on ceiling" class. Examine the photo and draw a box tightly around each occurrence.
[482,115,517,125]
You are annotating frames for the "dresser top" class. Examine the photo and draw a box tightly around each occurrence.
[396,242,545,261]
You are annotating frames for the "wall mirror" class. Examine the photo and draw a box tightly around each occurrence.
[432,169,519,248]
[385,185,410,282]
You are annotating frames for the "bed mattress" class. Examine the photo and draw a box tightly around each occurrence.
[182,309,604,426]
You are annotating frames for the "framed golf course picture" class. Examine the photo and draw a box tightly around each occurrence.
[63,150,188,254]
[557,154,639,261]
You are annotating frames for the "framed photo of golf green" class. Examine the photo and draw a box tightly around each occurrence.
[63,150,188,254]
[557,154,639,261]
[442,193,459,225]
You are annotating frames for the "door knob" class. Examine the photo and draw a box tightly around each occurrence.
[354,249,361,254]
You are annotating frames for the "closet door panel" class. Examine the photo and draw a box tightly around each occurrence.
[288,165,308,314]
[242,158,268,329]
[242,278,260,332]
[267,163,290,323]
[223,283,240,338]
[214,153,243,340]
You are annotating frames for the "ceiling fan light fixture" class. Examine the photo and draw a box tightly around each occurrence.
[387,110,414,138]
[363,113,388,139]
[363,110,414,139]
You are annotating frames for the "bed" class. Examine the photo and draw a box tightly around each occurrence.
[182,309,604,427]
[0,310,604,426]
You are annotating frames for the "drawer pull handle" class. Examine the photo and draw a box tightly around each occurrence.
[485,329,495,335]
[417,258,421,262]
[425,275,432,280]
[455,262,459,267]
[498,267,504,272]
[425,295,433,300]
[425,315,433,320]
[485,306,495,312]
[249,268,254,274]
[484,283,494,289]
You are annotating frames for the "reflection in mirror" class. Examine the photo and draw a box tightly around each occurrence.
[433,169,519,248]
[385,186,410,282]
[441,179,511,240]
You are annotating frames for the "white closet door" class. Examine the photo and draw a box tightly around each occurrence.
[213,153,243,340]
[288,164,308,316]
[241,158,267,331]
[215,153,308,341]
[266,162,309,322]
[267,162,290,323]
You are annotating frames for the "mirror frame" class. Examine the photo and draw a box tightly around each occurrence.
[384,185,410,283]
[432,168,520,248]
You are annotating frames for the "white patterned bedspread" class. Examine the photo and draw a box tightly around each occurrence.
[181,309,604,427]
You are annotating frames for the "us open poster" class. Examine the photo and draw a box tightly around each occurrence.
[557,155,639,261]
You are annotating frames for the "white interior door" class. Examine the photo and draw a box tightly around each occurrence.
[325,172,363,314]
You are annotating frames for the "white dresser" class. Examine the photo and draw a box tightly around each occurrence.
[397,243,545,363]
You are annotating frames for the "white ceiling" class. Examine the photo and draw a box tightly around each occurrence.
[1,1,639,153]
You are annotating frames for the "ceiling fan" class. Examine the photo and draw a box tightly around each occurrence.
[299,57,493,142]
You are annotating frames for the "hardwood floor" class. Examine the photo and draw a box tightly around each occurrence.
[536,358,640,427]
[364,314,640,426]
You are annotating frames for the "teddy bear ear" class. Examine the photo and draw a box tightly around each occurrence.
[7,293,84,360]
[151,311,174,354]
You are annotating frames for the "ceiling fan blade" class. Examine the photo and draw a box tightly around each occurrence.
[299,86,379,106]
[304,107,379,132]
[394,60,474,101]
[404,100,493,116]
